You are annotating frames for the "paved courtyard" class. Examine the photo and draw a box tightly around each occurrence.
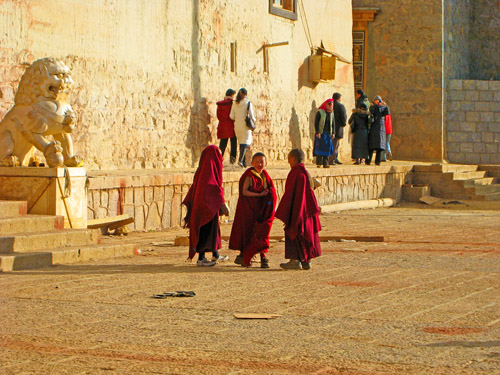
[1,204,500,374]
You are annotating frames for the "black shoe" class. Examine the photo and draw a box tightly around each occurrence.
[261,257,270,269]
[234,254,244,265]
[335,159,342,165]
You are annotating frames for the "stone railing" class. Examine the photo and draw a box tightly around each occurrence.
[447,80,500,164]
[87,165,412,231]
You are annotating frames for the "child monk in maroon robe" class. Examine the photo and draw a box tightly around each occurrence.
[229,152,277,268]
[275,149,321,270]
[182,145,230,267]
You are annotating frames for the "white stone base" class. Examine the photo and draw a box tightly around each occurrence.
[0,167,88,228]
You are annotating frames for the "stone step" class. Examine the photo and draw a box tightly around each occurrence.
[442,164,479,173]
[0,243,137,272]
[0,229,101,254]
[0,201,27,218]
[463,177,498,187]
[481,191,500,201]
[0,215,65,236]
[474,184,500,195]
[452,171,487,180]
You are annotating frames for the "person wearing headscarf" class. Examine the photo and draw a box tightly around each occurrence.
[367,96,389,165]
[331,92,347,165]
[229,152,277,268]
[355,89,371,110]
[349,102,372,164]
[182,145,230,266]
[275,149,322,270]
[216,88,237,164]
[313,99,335,168]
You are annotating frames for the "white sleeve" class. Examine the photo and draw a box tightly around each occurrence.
[230,103,235,120]
[249,102,256,122]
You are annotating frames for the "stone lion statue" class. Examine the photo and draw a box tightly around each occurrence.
[0,57,83,167]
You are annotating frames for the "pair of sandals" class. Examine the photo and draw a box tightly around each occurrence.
[153,291,196,298]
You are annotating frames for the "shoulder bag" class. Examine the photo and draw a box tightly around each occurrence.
[245,101,256,130]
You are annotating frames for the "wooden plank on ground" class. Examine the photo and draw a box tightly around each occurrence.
[221,235,384,242]
[87,214,134,229]
[234,313,282,319]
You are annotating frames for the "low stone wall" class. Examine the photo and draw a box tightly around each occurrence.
[87,165,412,231]
[447,79,500,164]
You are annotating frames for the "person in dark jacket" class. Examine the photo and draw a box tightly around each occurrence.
[366,95,389,165]
[216,88,237,164]
[313,99,335,168]
[348,103,372,164]
[355,89,371,111]
[330,92,347,165]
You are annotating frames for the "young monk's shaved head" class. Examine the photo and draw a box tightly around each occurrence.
[288,149,305,164]
[252,152,266,161]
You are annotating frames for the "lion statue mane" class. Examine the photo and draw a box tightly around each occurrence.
[0,57,83,167]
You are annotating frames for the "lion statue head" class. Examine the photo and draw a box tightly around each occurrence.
[14,57,74,106]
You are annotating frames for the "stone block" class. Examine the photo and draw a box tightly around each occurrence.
[464,90,479,101]
[144,187,154,203]
[448,80,463,90]
[448,90,464,101]
[471,133,481,143]
[460,143,474,153]
[477,123,490,132]
[474,101,490,111]
[490,102,500,112]
[485,143,498,154]
[145,202,162,231]
[495,133,500,143]
[460,101,475,111]
[448,111,465,121]
[476,80,490,91]
[495,113,500,122]
[134,206,145,231]
[481,112,494,122]
[495,91,500,101]
[479,154,490,163]
[489,123,500,132]
[489,81,500,91]
[482,132,494,143]
[153,186,164,201]
[464,153,481,164]
[448,132,471,143]
[447,142,460,153]
[460,122,476,132]
[479,91,492,101]
[490,153,500,164]
[124,188,134,204]
[463,80,476,90]
[466,112,481,122]
[134,188,144,205]
[448,101,461,111]
[447,152,464,163]
[473,143,486,153]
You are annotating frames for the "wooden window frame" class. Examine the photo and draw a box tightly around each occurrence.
[269,0,297,21]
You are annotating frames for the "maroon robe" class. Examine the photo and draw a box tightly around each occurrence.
[275,163,321,262]
[229,168,277,265]
[182,145,225,260]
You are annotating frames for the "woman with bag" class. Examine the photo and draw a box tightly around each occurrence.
[230,88,256,167]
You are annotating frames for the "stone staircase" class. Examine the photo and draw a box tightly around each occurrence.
[0,200,137,272]
[411,164,500,200]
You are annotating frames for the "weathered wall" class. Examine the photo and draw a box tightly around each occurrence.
[444,0,472,80]
[0,0,355,170]
[447,80,500,164]
[470,0,500,80]
[87,166,411,231]
[353,0,444,162]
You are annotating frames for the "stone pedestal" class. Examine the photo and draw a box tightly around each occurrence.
[402,184,431,203]
[0,167,87,228]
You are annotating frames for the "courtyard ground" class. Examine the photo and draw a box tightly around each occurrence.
[1,203,500,374]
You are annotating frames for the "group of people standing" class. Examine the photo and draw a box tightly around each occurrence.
[349,89,392,165]
[182,146,321,270]
[216,88,255,168]
[313,90,393,166]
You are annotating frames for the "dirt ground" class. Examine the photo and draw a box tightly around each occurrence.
[1,203,500,374]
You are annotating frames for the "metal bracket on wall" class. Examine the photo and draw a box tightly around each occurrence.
[257,41,289,73]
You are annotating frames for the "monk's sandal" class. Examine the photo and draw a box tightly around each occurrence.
[279,260,302,270]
